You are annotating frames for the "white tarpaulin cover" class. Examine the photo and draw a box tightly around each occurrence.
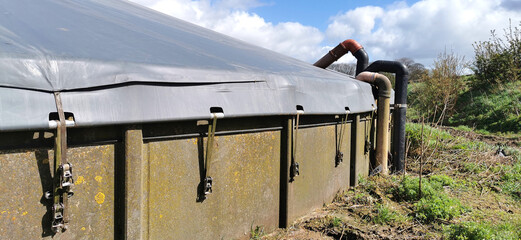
[0,0,376,131]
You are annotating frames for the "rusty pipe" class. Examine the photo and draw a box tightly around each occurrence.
[314,39,368,75]
[356,72,392,175]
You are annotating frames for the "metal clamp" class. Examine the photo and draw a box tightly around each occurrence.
[203,177,213,195]
[51,203,65,232]
[60,163,74,188]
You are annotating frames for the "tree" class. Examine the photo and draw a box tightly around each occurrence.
[411,51,467,124]
[395,57,428,82]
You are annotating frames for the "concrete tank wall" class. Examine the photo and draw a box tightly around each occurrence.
[0,114,375,239]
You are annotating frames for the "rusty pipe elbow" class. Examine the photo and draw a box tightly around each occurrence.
[356,72,392,98]
[340,39,363,53]
[313,39,368,74]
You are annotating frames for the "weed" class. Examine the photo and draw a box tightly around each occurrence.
[461,162,486,174]
[329,216,342,228]
[250,225,264,240]
[414,194,466,223]
[393,175,453,201]
[372,203,407,225]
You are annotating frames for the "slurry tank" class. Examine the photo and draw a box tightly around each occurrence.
[0,0,398,239]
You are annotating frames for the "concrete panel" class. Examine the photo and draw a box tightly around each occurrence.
[288,124,351,222]
[146,131,281,239]
[350,116,371,186]
[0,145,115,240]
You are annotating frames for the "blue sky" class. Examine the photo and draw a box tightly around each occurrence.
[252,0,420,32]
[130,0,521,67]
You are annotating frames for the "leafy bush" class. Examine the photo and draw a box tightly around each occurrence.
[414,194,466,222]
[428,174,454,187]
[472,22,521,88]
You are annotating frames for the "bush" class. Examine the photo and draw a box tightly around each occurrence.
[408,51,467,123]
[472,21,521,88]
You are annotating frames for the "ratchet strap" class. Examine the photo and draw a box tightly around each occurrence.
[290,111,303,181]
[51,92,74,233]
[335,110,350,166]
[203,115,218,195]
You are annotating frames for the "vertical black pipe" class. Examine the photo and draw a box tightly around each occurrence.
[364,61,409,173]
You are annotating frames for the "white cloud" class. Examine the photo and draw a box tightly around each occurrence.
[130,0,521,67]
[326,0,521,67]
[129,0,325,62]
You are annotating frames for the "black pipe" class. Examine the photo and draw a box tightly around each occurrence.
[364,60,409,173]
[313,39,369,75]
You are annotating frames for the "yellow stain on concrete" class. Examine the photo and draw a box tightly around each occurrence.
[22,212,27,216]
[76,176,84,184]
[81,227,86,231]
[95,176,103,183]
[95,192,106,204]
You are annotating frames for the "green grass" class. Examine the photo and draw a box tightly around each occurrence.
[393,175,453,201]
[449,81,521,133]
[446,221,521,240]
